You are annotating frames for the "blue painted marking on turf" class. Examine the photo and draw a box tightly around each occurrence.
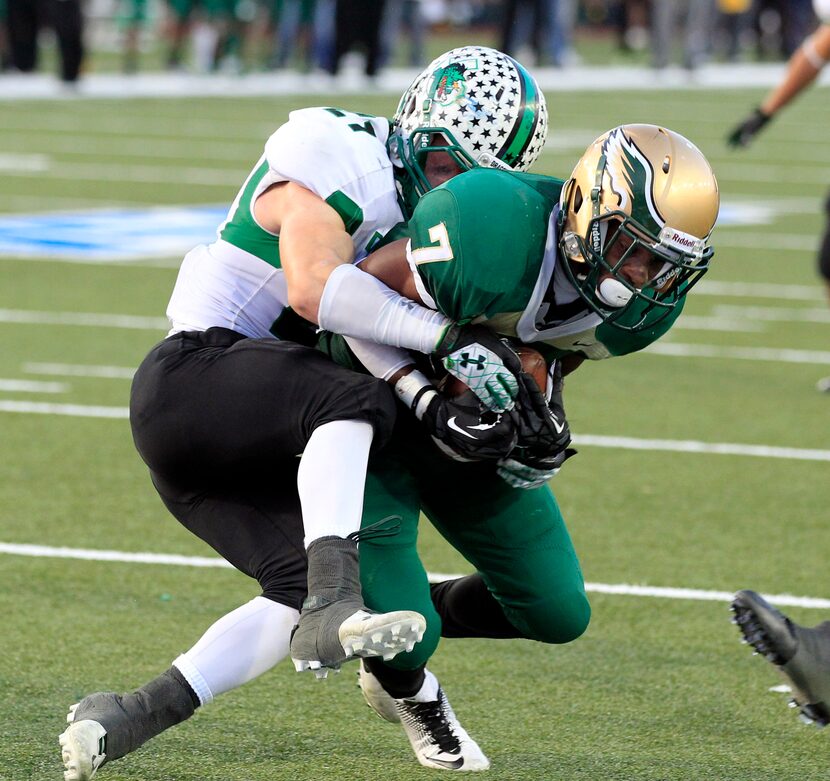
[0,202,766,262]
[0,205,228,261]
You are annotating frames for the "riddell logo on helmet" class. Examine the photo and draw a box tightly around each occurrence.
[670,232,697,248]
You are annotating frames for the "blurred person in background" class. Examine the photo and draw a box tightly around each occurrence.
[163,0,244,72]
[727,0,830,392]
[716,0,754,62]
[6,0,84,82]
[499,0,576,67]
[267,0,316,70]
[650,0,716,71]
[119,0,148,73]
[326,0,386,79]
[753,0,817,59]
[0,0,10,70]
[378,0,426,68]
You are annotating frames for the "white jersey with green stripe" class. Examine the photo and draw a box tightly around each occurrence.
[166,107,405,339]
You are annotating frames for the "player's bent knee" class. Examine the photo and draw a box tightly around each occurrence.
[516,591,591,645]
[259,570,307,612]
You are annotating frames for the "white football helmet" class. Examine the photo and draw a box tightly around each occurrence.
[390,46,548,209]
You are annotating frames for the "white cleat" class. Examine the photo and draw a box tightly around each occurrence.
[359,662,403,723]
[359,665,490,772]
[59,717,107,781]
[292,610,425,676]
[337,610,425,662]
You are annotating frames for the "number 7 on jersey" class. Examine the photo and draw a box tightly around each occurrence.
[410,222,455,265]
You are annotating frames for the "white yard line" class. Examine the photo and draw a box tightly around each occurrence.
[23,362,136,379]
[573,435,830,462]
[712,305,830,324]
[0,401,129,418]
[644,343,830,365]
[0,378,67,393]
[0,134,257,161]
[0,153,50,172]
[712,233,820,252]
[671,315,764,332]
[696,281,825,301]
[3,397,830,461]
[0,309,168,330]
[1,542,827,609]
[4,161,241,187]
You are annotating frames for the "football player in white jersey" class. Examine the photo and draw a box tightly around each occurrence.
[728,2,830,393]
[59,46,549,780]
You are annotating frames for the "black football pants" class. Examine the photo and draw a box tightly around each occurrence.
[130,328,397,610]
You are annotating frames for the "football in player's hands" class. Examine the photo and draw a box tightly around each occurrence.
[439,344,547,396]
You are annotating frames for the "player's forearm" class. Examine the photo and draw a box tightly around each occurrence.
[281,211,356,323]
[761,26,830,116]
[318,263,451,353]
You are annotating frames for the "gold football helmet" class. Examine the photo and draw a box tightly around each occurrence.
[558,124,719,332]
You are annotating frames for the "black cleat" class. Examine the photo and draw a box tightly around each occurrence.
[732,590,830,727]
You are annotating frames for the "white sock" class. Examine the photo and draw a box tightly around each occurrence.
[297,419,373,548]
[411,669,440,702]
[172,596,299,705]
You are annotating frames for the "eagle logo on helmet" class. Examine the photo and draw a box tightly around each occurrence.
[601,128,665,237]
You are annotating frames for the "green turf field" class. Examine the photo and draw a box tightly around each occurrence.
[1,83,829,781]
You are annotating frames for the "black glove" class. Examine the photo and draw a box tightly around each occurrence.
[497,447,577,489]
[433,324,523,412]
[420,388,519,462]
[513,359,571,458]
[727,108,772,148]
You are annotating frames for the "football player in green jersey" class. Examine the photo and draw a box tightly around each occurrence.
[59,46,552,781]
[325,124,720,769]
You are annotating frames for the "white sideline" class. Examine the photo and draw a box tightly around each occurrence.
[1,62,829,101]
[2,542,827,610]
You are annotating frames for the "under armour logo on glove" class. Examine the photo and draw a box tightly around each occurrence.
[434,324,523,412]
[457,352,487,372]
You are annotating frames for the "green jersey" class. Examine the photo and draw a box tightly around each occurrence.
[405,167,684,361]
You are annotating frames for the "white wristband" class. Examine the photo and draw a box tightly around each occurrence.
[318,263,450,353]
[803,37,828,69]
[393,370,437,420]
